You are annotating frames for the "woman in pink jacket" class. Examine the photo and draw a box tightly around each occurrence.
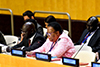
[27,22,75,58]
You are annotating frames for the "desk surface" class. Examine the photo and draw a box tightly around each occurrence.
[0,54,73,67]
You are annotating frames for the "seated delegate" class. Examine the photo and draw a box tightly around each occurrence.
[27,22,75,58]
[75,16,100,60]
[10,21,45,51]
[23,10,44,35]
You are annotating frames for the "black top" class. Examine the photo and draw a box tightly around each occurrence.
[75,28,100,53]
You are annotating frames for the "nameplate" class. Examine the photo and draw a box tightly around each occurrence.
[62,57,79,67]
[91,62,100,67]
[35,52,51,62]
[11,49,25,57]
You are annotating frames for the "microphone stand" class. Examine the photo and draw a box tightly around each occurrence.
[73,43,85,58]
[73,32,91,58]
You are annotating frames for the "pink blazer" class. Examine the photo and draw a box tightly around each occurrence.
[33,32,75,58]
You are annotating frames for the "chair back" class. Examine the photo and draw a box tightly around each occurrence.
[4,35,18,47]
[74,45,92,52]
[75,51,96,63]
[72,45,92,58]
[63,30,69,35]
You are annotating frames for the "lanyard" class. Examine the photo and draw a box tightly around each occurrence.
[81,32,91,45]
[47,38,61,53]
[48,42,57,52]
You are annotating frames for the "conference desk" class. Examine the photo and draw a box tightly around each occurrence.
[0,54,73,67]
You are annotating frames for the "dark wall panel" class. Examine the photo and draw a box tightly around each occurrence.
[0,14,87,43]
[0,14,24,37]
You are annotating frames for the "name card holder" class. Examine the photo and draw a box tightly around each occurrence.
[62,57,79,67]
[35,52,51,62]
[91,62,100,67]
[11,48,26,57]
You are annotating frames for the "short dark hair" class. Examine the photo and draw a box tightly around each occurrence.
[48,22,63,34]
[25,19,37,30]
[44,15,56,23]
[23,10,34,19]
[87,16,99,25]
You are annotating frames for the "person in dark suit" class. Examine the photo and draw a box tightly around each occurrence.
[11,21,45,51]
[75,16,100,60]
[0,31,7,45]
[23,10,44,35]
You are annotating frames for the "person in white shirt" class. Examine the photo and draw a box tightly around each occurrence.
[75,16,100,60]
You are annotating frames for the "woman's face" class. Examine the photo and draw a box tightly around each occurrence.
[47,26,59,42]
[44,22,48,28]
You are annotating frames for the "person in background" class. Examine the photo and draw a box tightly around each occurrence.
[11,21,45,51]
[44,15,56,39]
[44,15,56,28]
[75,16,100,61]
[23,10,43,35]
[27,22,75,58]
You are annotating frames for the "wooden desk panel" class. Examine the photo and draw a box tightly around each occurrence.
[0,54,72,67]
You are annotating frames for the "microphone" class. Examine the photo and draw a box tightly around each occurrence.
[7,41,16,45]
